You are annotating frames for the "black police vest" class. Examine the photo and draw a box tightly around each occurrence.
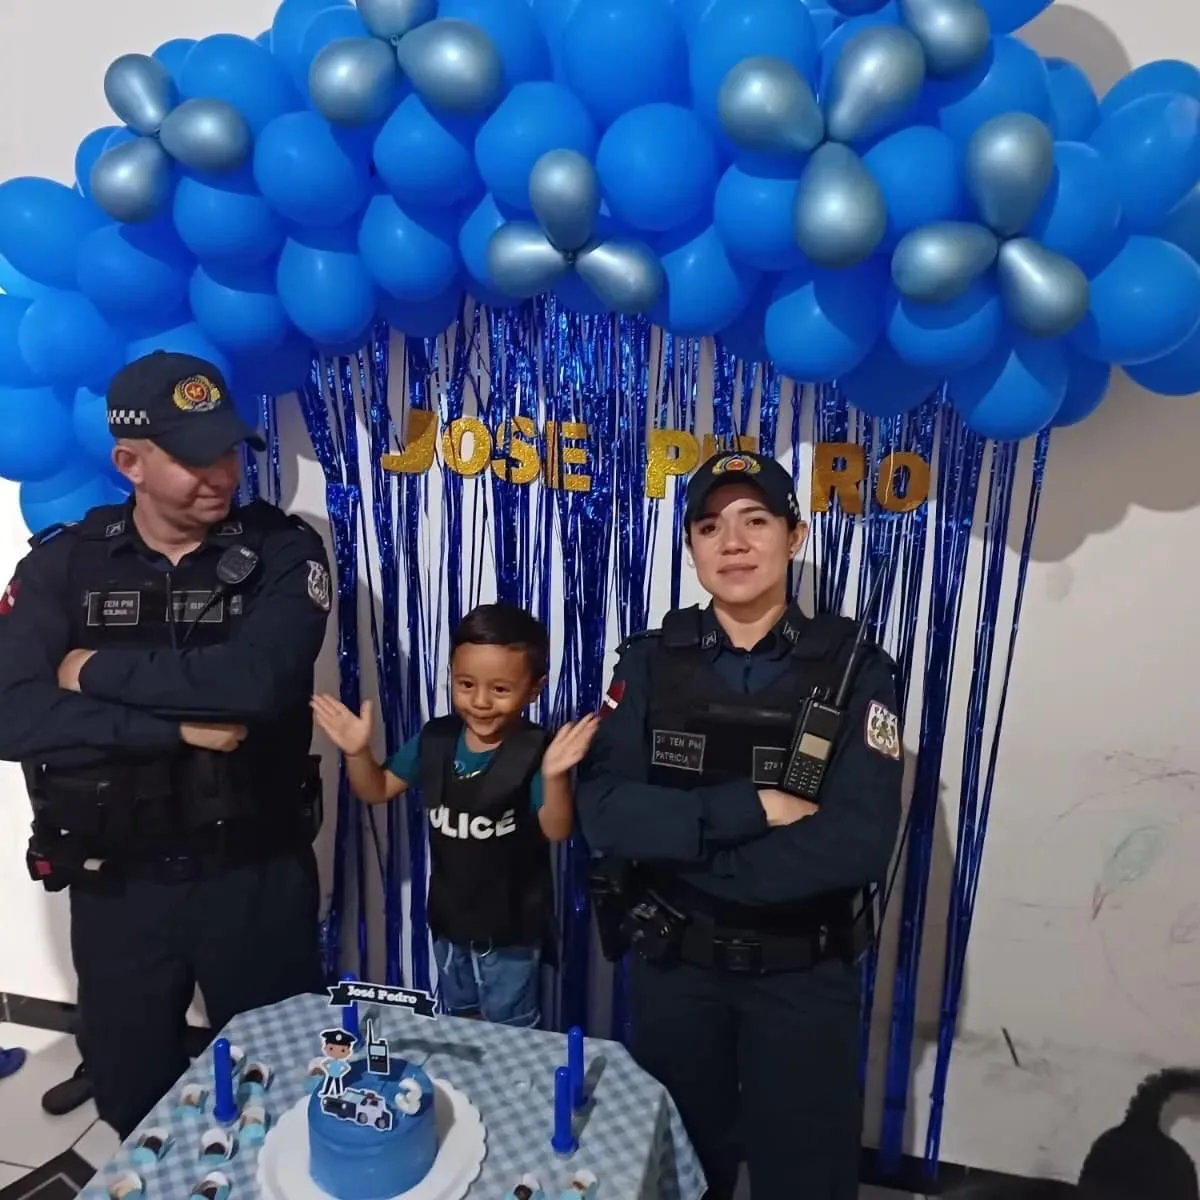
[418,715,552,947]
[28,501,315,861]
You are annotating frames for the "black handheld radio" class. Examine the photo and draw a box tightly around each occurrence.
[778,569,887,802]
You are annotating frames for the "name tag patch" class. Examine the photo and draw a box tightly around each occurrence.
[651,730,706,773]
[171,590,224,624]
[751,746,787,785]
[86,591,141,627]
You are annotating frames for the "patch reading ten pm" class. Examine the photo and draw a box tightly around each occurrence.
[651,729,706,772]
[86,590,141,627]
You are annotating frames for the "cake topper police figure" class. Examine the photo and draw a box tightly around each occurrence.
[0,350,333,1142]
[318,1030,357,1099]
[578,450,903,1200]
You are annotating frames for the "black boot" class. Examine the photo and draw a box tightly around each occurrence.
[42,1061,93,1116]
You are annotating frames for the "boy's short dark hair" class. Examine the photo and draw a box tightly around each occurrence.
[451,603,549,678]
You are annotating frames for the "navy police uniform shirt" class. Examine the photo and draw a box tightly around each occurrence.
[0,498,331,765]
[576,606,904,907]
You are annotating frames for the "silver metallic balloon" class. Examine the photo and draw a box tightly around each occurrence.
[309,37,402,126]
[793,143,887,269]
[158,100,252,174]
[997,238,1090,338]
[529,150,599,255]
[965,113,1055,239]
[104,54,179,137]
[891,221,999,303]
[575,240,664,315]
[898,0,990,78]
[718,56,825,158]
[824,25,926,144]
[487,224,569,298]
[357,0,437,41]
[90,138,173,224]
[395,19,504,117]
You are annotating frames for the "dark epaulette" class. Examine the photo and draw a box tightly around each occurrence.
[27,521,78,548]
[236,499,322,541]
[29,500,128,547]
[615,628,662,657]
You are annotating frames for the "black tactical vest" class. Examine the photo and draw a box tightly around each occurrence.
[26,500,317,863]
[418,714,553,947]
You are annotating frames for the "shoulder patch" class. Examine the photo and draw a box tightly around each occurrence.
[615,628,661,657]
[0,577,18,616]
[864,700,902,761]
[28,521,77,547]
[600,678,626,719]
[306,560,332,612]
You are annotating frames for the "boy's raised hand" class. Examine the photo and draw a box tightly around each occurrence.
[542,714,601,780]
[311,693,374,757]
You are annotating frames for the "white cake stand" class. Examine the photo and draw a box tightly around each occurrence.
[257,1080,486,1200]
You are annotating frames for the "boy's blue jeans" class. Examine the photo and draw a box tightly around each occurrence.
[433,938,541,1028]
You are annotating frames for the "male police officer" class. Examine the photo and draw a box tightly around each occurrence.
[0,351,332,1138]
[578,451,904,1200]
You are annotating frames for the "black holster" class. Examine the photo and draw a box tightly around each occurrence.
[589,857,635,962]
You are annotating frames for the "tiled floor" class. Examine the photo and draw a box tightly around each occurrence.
[0,1022,923,1197]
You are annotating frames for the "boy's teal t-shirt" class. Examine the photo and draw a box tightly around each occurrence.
[384,731,545,811]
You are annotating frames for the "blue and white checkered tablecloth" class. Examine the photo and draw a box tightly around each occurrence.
[79,994,706,1200]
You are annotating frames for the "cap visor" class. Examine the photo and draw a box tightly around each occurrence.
[153,410,266,468]
[686,477,783,524]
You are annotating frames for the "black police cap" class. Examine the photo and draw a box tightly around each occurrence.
[106,351,266,468]
[320,1029,357,1047]
[684,451,803,527]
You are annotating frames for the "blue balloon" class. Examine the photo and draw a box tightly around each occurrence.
[975,0,1052,35]
[1091,93,1200,233]
[459,193,523,289]
[691,0,819,137]
[672,0,716,42]
[950,335,1067,439]
[1054,350,1111,424]
[72,385,117,467]
[359,195,461,301]
[715,277,771,360]
[597,103,718,232]
[18,292,125,388]
[190,261,290,355]
[75,127,121,201]
[271,0,354,89]
[531,0,583,59]
[765,257,888,381]
[927,36,1052,147]
[277,226,376,345]
[0,178,106,290]
[374,96,481,211]
[438,0,552,88]
[799,0,840,45]
[0,296,39,386]
[713,165,804,272]
[20,463,124,532]
[0,387,75,482]
[229,330,316,396]
[476,83,597,211]
[255,112,371,228]
[0,254,51,300]
[886,280,1003,371]
[153,39,199,85]
[1026,142,1122,274]
[839,339,940,417]
[1123,322,1200,397]
[173,170,286,266]
[1158,186,1200,263]
[178,34,302,135]
[1071,236,1200,365]
[554,272,611,315]
[561,0,689,128]
[1099,60,1200,122]
[1045,58,1099,141]
[651,222,759,335]
[77,219,193,326]
[863,125,963,252]
[126,321,232,378]
[379,285,464,337]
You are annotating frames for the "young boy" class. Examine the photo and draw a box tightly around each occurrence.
[311,603,598,1029]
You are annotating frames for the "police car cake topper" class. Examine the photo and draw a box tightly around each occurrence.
[327,979,438,1020]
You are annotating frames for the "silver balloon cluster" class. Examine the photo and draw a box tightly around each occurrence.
[486,150,664,315]
[92,54,252,224]
[717,0,991,270]
[309,0,503,126]
[892,113,1090,337]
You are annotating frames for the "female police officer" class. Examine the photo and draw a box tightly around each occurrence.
[577,451,903,1199]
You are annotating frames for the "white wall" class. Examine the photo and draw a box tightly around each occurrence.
[1,0,1199,1183]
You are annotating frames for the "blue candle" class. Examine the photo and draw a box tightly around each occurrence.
[551,1066,577,1156]
[340,973,360,1040]
[212,1038,238,1124]
[567,1025,587,1109]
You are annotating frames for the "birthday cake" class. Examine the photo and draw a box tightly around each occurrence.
[307,1060,438,1200]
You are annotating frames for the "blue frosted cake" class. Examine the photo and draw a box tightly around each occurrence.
[308,1061,438,1200]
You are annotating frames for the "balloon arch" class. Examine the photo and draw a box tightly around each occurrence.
[0,0,1198,526]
